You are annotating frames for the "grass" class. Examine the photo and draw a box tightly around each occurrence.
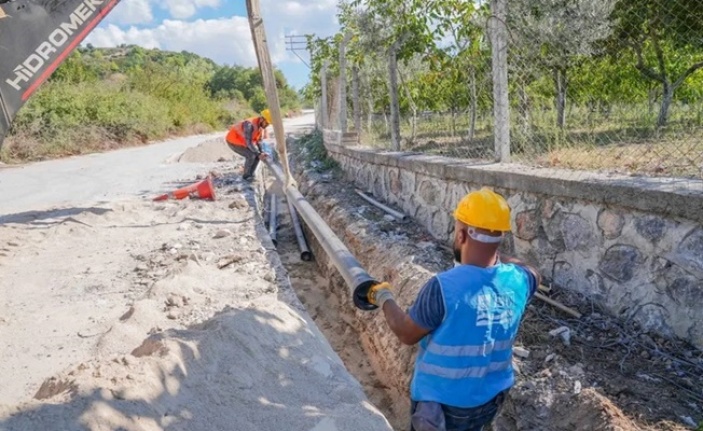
[0,79,250,164]
[297,130,340,173]
[361,103,703,179]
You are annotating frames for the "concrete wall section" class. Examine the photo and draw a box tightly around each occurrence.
[322,132,703,349]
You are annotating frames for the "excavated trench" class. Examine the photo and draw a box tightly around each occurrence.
[271,199,404,428]
[263,136,702,431]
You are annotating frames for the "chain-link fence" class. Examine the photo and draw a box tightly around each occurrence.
[318,0,703,181]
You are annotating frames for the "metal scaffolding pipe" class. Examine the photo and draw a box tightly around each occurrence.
[268,193,278,247]
[355,189,407,222]
[286,198,313,261]
[264,159,378,310]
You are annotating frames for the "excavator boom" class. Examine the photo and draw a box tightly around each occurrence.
[0,0,121,148]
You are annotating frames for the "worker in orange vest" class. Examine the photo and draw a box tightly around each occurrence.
[226,109,272,181]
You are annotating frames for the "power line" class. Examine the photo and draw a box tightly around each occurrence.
[285,34,313,69]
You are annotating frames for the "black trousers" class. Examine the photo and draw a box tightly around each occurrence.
[410,390,508,431]
[229,144,259,179]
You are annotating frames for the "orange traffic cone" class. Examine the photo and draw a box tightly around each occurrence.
[153,176,217,201]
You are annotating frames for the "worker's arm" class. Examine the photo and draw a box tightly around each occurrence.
[380,300,430,345]
[370,278,443,346]
[242,121,261,155]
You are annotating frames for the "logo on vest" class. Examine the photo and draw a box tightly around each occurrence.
[475,292,515,328]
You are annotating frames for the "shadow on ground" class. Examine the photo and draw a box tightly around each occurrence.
[0,207,113,226]
[0,305,388,431]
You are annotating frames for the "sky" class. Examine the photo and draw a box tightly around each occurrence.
[84,0,342,90]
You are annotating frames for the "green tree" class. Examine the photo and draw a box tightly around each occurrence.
[609,0,703,127]
[249,87,268,113]
[509,0,617,129]
[350,0,434,150]
[429,0,491,140]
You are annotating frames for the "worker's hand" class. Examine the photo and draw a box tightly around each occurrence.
[368,282,394,309]
[258,153,269,161]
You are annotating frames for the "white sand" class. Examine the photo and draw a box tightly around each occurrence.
[0,133,391,430]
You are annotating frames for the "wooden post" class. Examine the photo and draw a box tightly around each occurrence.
[245,0,295,186]
[490,0,511,162]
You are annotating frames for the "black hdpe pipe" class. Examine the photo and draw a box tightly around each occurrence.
[286,198,313,261]
[268,194,278,246]
[264,159,379,310]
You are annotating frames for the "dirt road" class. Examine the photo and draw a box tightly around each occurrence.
[0,114,393,431]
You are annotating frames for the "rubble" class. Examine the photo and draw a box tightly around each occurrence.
[513,346,531,359]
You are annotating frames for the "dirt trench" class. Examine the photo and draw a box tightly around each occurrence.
[264,139,703,431]
[269,192,405,429]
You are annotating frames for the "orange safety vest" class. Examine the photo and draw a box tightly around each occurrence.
[226,117,268,147]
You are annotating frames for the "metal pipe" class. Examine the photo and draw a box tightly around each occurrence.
[354,189,407,222]
[287,197,313,261]
[268,193,278,247]
[264,159,378,310]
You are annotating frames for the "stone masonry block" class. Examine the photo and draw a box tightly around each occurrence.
[635,215,667,244]
[599,245,645,283]
[597,209,625,240]
[562,213,596,252]
[418,178,442,207]
[515,210,540,241]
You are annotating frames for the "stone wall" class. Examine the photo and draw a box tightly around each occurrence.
[322,131,703,349]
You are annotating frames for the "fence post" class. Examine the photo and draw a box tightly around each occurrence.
[339,33,351,133]
[321,59,329,129]
[352,65,361,141]
[490,0,511,162]
[388,41,401,151]
[314,97,321,130]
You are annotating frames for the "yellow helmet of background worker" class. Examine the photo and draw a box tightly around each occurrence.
[454,187,512,232]
[260,109,272,124]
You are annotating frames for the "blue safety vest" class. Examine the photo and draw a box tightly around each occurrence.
[410,263,531,408]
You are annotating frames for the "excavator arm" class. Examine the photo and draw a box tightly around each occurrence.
[0,0,121,148]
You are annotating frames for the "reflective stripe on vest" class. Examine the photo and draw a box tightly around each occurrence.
[410,263,531,408]
[424,338,513,357]
[227,117,264,147]
[416,358,512,379]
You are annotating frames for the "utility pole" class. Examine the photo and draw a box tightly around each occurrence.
[284,34,313,69]
[245,0,295,186]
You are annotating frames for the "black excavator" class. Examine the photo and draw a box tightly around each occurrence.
[0,0,121,149]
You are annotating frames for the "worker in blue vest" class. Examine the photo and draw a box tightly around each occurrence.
[368,187,540,431]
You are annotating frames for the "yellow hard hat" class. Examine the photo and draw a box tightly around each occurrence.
[260,109,272,124]
[454,187,511,232]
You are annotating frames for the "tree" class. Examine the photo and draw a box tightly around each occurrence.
[206,65,299,112]
[429,0,491,140]
[609,0,703,128]
[509,0,616,129]
[249,87,268,112]
[350,0,433,150]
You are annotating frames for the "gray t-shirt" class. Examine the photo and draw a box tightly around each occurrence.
[409,266,538,331]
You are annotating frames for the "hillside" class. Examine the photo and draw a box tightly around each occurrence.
[0,45,301,163]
